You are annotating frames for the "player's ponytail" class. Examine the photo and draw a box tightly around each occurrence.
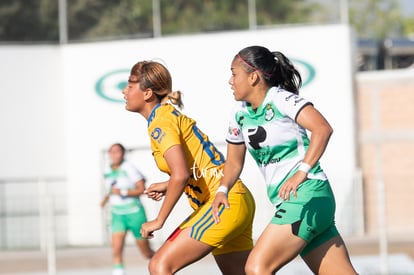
[271,51,302,94]
[236,46,302,94]
[161,90,184,109]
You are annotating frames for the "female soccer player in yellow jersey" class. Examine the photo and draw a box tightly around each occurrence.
[122,60,255,275]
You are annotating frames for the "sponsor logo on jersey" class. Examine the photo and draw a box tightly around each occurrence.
[285,94,305,106]
[228,126,241,137]
[151,127,166,143]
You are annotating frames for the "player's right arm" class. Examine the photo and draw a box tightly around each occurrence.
[100,194,109,208]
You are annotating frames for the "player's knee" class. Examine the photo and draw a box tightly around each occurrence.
[148,255,173,275]
[245,261,259,275]
[147,258,159,274]
[245,261,274,275]
[142,248,154,259]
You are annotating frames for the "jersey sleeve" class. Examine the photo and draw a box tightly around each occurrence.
[275,89,313,121]
[225,103,245,144]
[103,166,114,191]
[149,116,181,156]
[124,161,145,183]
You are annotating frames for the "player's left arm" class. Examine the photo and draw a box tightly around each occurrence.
[278,104,333,200]
[129,178,146,197]
[111,178,146,197]
[296,104,333,167]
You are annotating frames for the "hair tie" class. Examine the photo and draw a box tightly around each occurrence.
[237,54,271,77]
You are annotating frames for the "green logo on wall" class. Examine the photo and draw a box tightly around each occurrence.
[95,60,315,103]
[291,58,316,87]
[95,69,130,103]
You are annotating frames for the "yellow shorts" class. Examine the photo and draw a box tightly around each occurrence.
[169,183,255,256]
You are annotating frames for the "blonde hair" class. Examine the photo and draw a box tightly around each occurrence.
[130,61,184,109]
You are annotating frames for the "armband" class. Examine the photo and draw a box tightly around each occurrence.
[216,185,228,195]
[298,162,311,174]
[120,189,128,197]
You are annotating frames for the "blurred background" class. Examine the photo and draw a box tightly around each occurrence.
[1,0,413,70]
[0,1,413,274]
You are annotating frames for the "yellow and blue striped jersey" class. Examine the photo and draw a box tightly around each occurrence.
[148,103,245,209]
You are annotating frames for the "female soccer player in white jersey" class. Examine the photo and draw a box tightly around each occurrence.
[101,143,154,275]
[212,45,358,275]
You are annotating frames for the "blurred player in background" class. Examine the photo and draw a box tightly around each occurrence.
[122,60,255,275]
[101,143,154,275]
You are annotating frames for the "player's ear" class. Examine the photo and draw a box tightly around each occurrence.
[249,71,260,86]
[143,88,154,100]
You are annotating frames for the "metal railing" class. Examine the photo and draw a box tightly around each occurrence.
[0,177,67,251]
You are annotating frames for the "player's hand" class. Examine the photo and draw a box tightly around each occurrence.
[212,192,229,224]
[140,219,162,239]
[145,190,164,201]
[144,182,167,201]
[278,171,306,200]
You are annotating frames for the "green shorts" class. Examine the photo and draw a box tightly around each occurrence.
[111,202,148,239]
[271,179,339,256]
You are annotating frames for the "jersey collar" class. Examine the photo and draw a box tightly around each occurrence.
[147,103,161,127]
[246,87,277,116]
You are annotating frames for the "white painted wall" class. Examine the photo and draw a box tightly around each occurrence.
[0,24,358,246]
[0,45,65,178]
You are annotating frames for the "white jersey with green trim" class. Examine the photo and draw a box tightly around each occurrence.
[226,86,327,205]
[103,160,144,207]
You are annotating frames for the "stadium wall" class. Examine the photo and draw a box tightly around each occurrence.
[0,24,360,247]
[356,68,414,239]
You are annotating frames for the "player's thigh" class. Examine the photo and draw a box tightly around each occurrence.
[246,223,306,274]
[111,212,127,233]
[302,235,357,275]
[214,250,250,275]
[149,227,214,274]
[111,213,127,253]
[126,210,147,239]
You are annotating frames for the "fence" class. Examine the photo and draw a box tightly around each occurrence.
[0,177,68,250]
